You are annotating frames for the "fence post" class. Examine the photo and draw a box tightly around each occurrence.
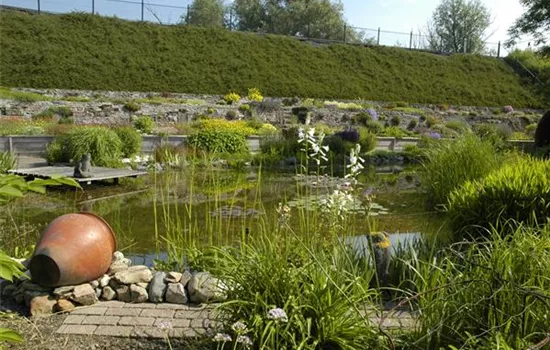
[343,24,346,43]
[37,0,40,14]
[8,137,13,153]
[464,38,467,53]
[92,0,95,15]
[497,41,501,58]
[141,0,144,21]
[377,27,380,45]
[229,8,232,31]
[409,30,413,49]
[186,5,190,24]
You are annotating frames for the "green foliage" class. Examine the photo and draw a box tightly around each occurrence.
[194,118,255,136]
[33,106,73,120]
[0,118,49,136]
[358,127,377,152]
[506,0,549,47]
[257,123,279,135]
[506,50,550,106]
[184,0,224,27]
[238,103,251,113]
[407,118,418,130]
[247,87,263,102]
[400,225,550,348]
[223,92,241,105]
[425,115,439,128]
[154,144,187,168]
[365,120,384,134]
[198,234,380,349]
[474,123,513,147]
[0,87,50,102]
[124,101,141,112]
[0,152,16,173]
[187,130,249,153]
[0,11,542,107]
[445,119,470,133]
[244,118,263,130]
[422,135,501,208]
[525,122,538,136]
[0,327,24,344]
[48,126,123,167]
[0,250,26,282]
[389,115,401,126]
[133,116,155,134]
[114,126,142,158]
[0,173,80,204]
[446,157,550,236]
[381,126,409,138]
[352,112,372,126]
[225,110,237,120]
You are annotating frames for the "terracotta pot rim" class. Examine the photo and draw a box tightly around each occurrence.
[77,211,117,252]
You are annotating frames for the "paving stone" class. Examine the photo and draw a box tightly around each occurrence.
[64,315,86,324]
[105,308,142,317]
[131,326,167,338]
[154,318,190,328]
[95,325,133,337]
[119,316,156,326]
[174,310,210,319]
[82,315,120,325]
[56,324,97,335]
[190,318,205,329]
[124,302,157,309]
[98,300,125,308]
[140,309,175,318]
[155,303,190,310]
[170,328,199,337]
[71,307,107,315]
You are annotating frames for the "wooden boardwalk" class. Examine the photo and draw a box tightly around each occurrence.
[9,166,148,184]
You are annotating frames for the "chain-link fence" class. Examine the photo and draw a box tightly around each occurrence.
[2,0,505,57]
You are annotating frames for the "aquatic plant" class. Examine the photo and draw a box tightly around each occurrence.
[0,152,16,174]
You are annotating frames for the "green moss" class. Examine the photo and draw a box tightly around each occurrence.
[0,11,543,107]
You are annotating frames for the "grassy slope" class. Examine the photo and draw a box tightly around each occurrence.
[0,10,543,107]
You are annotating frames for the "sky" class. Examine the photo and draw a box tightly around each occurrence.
[1,0,535,52]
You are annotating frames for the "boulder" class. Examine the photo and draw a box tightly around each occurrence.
[101,286,116,301]
[115,285,131,302]
[130,284,148,303]
[108,261,129,274]
[113,265,152,285]
[148,271,167,303]
[99,274,111,288]
[55,299,75,313]
[164,271,182,283]
[165,283,188,304]
[187,272,227,304]
[180,271,192,288]
[30,295,57,317]
[90,280,99,289]
[71,283,98,306]
[53,285,75,296]
[112,251,125,262]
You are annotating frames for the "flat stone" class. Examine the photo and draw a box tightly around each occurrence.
[24,290,43,307]
[136,282,149,289]
[95,288,102,298]
[55,299,75,313]
[140,309,175,318]
[165,283,188,304]
[71,283,98,306]
[56,325,97,335]
[115,285,131,302]
[148,271,167,303]
[154,318,190,328]
[99,274,111,288]
[114,265,152,285]
[90,280,99,289]
[82,315,120,325]
[72,306,107,315]
[53,285,75,296]
[187,272,226,304]
[131,326,166,338]
[108,261,129,274]
[180,271,192,287]
[130,284,148,303]
[64,315,86,324]
[30,294,56,317]
[119,316,155,326]
[105,308,141,316]
[101,286,116,301]
[95,325,133,337]
[164,271,182,283]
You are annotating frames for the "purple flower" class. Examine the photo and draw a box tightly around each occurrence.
[267,308,288,322]
[236,335,253,347]
[428,132,441,139]
[367,108,378,121]
[231,321,248,334]
[213,333,232,342]
[156,320,172,330]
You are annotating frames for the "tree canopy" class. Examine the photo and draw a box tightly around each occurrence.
[507,0,550,47]
[426,0,492,54]
[183,0,225,28]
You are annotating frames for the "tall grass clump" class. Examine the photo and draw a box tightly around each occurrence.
[0,152,16,173]
[114,126,142,158]
[422,135,501,208]
[196,233,383,349]
[187,130,249,154]
[398,224,550,349]
[46,126,123,166]
[446,156,550,237]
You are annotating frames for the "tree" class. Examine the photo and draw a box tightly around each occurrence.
[184,0,225,28]
[231,0,354,41]
[426,0,492,54]
[507,0,550,47]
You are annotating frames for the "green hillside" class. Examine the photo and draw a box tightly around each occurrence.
[0,10,544,107]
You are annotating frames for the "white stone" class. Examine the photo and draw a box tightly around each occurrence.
[71,283,98,306]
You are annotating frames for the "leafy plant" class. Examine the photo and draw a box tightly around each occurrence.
[187,130,249,154]
[446,156,550,236]
[407,118,418,130]
[247,88,263,102]
[133,116,155,134]
[224,92,241,105]
[114,126,142,158]
[193,119,255,136]
[0,152,16,173]
[124,101,141,112]
[389,115,401,126]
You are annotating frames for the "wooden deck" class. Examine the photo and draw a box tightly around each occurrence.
[9,166,148,184]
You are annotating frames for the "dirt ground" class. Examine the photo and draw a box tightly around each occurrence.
[1,302,214,350]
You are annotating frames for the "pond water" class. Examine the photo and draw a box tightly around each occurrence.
[1,166,447,263]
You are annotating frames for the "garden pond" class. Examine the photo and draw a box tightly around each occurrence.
[0,166,447,264]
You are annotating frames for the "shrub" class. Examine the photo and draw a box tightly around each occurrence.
[0,152,16,173]
[534,110,550,147]
[48,126,123,167]
[154,143,187,168]
[124,101,141,112]
[33,106,73,121]
[352,112,372,126]
[446,157,550,236]
[238,104,251,113]
[291,107,310,124]
[245,118,263,130]
[133,116,155,134]
[425,115,439,128]
[365,120,384,134]
[114,126,142,158]
[257,123,278,135]
[407,118,418,130]
[422,135,501,208]
[194,119,255,136]
[282,97,299,106]
[525,123,538,137]
[247,88,263,102]
[445,119,470,133]
[396,101,408,107]
[324,135,352,155]
[389,115,401,126]
[187,130,249,154]
[58,116,75,125]
[225,110,237,120]
[474,123,512,147]
[382,126,408,138]
[335,129,360,143]
[358,127,377,152]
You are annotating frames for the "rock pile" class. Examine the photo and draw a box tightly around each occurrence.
[1,251,227,317]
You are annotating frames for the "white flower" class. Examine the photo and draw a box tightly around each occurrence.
[231,321,248,334]
[236,335,253,347]
[213,333,232,342]
[267,308,288,322]
[157,320,172,329]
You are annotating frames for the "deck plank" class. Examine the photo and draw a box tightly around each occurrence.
[8,166,147,184]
